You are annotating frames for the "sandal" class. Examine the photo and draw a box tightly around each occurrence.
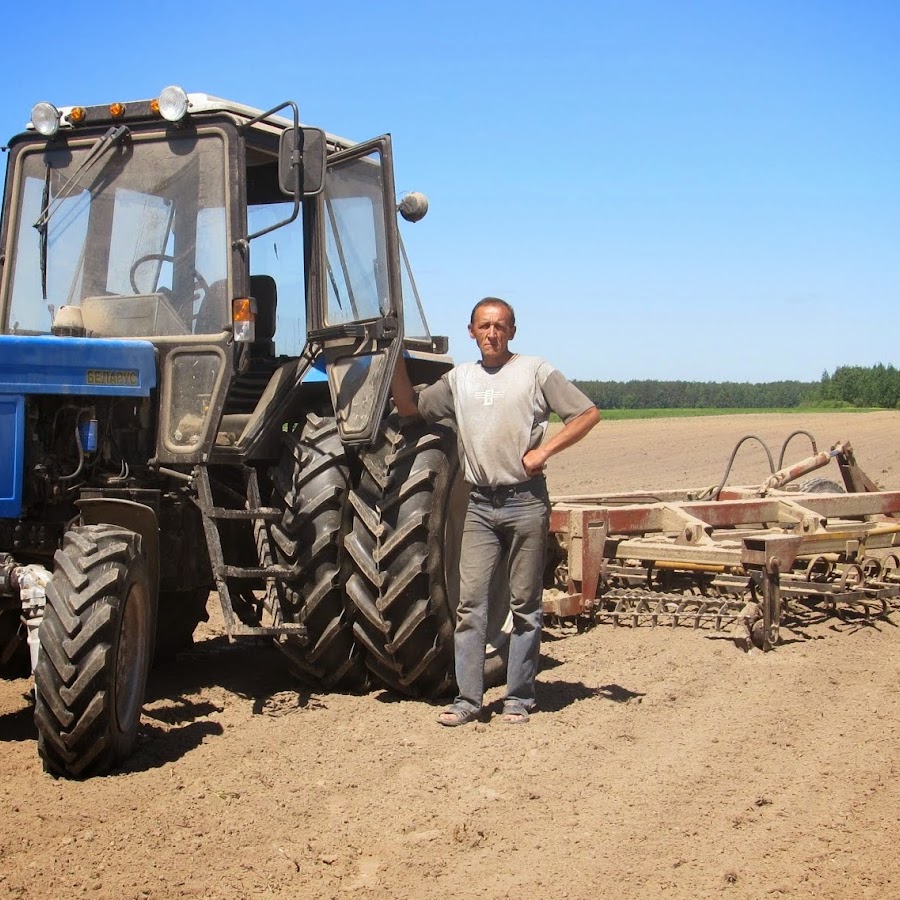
[437,705,479,727]
[500,702,531,724]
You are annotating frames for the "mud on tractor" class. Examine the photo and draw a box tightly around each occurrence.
[0,87,480,778]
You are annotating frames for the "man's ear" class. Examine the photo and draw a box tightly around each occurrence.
[509,325,517,341]
[468,322,476,339]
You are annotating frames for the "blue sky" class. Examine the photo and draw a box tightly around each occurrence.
[1,0,897,381]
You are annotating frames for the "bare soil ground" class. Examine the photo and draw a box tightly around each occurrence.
[2,411,900,899]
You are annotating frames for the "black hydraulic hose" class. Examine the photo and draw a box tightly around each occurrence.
[704,434,775,501]
[777,430,818,470]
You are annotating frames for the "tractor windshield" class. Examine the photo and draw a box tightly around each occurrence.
[3,130,228,338]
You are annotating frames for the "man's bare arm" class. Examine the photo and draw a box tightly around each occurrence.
[391,355,420,417]
[522,406,600,476]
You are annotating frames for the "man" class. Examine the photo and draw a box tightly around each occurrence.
[392,297,599,725]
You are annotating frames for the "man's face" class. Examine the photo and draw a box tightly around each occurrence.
[469,303,516,365]
[468,303,516,365]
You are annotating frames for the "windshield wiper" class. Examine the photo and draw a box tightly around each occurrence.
[33,124,130,302]
[33,125,131,231]
[38,165,50,300]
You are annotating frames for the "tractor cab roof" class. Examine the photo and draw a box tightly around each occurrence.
[23,86,357,153]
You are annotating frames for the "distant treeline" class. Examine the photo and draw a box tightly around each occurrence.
[574,364,900,410]
[820,364,900,409]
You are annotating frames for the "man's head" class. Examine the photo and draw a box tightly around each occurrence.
[468,297,516,367]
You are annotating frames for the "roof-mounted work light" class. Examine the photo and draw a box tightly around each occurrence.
[31,101,61,137]
[155,85,189,123]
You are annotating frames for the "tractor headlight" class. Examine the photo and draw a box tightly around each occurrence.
[31,101,61,137]
[156,85,189,123]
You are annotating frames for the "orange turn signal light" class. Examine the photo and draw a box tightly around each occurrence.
[233,298,256,322]
[233,297,257,343]
[67,107,87,124]
[109,102,125,119]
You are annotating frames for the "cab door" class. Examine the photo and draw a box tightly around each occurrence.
[308,136,404,445]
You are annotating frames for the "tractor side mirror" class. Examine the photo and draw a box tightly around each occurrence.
[279,127,326,197]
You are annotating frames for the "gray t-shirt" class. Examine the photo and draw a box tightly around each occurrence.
[416,354,594,487]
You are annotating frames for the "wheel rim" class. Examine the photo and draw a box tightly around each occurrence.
[114,579,149,732]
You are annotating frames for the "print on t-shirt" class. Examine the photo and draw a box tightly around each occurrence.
[475,389,504,407]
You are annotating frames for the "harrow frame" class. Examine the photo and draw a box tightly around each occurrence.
[542,439,900,649]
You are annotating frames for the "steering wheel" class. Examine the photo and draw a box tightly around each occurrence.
[129,253,210,299]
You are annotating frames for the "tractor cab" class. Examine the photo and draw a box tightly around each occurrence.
[0,86,443,467]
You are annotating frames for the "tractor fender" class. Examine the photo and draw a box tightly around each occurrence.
[75,498,160,605]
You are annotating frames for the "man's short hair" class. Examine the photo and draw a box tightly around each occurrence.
[470,297,516,327]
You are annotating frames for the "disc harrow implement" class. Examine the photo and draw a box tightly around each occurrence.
[542,438,900,650]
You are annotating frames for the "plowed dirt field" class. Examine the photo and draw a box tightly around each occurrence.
[2,411,899,899]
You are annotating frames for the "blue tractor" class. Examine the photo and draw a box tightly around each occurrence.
[0,87,472,777]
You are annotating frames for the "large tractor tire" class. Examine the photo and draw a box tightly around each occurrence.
[33,524,155,778]
[0,610,30,679]
[344,416,508,697]
[153,588,210,664]
[268,413,367,691]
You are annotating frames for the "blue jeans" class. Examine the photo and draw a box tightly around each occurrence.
[452,477,551,713]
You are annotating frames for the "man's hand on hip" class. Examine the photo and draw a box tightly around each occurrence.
[522,448,548,476]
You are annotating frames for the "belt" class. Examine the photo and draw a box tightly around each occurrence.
[470,477,544,504]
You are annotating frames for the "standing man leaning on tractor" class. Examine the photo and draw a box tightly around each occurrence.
[392,297,600,726]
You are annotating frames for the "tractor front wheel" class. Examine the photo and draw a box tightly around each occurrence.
[34,524,155,778]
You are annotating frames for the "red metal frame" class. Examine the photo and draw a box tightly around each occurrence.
[543,442,900,651]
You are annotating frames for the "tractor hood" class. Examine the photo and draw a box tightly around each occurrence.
[0,335,157,397]
[0,335,157,518]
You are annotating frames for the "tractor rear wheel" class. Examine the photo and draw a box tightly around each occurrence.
[269,413,367,690]
[343,418,459,696]
[33,524,155,778]
[344,417,508,697]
